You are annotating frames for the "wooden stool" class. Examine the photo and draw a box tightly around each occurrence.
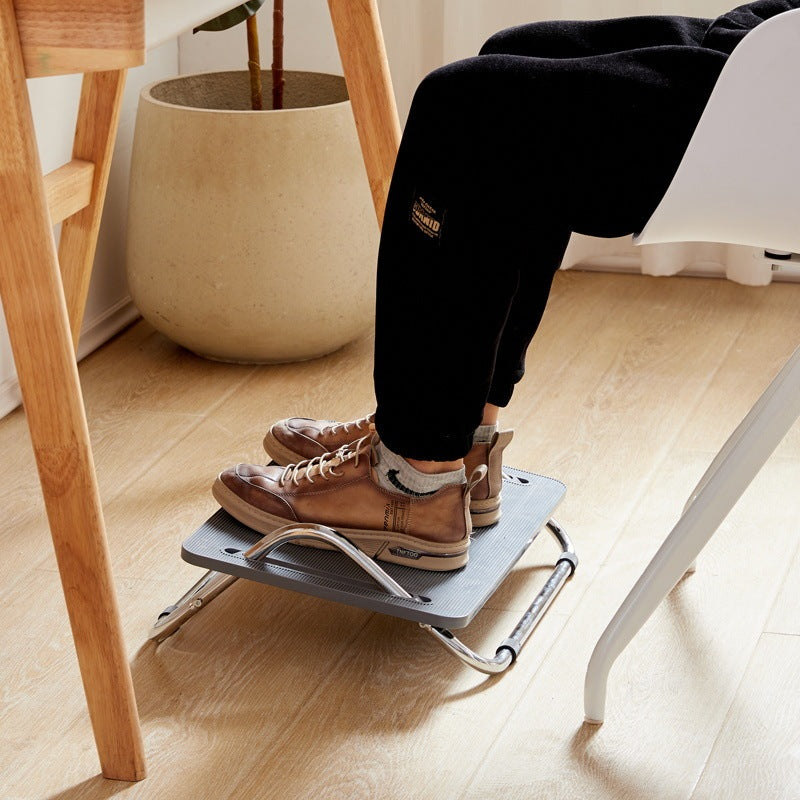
[0,0,146,782]
[1,0,400,782]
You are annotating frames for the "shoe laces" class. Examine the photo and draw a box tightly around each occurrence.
[324,412,375,437]
[279,434,372,487]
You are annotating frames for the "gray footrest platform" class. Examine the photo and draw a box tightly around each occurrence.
[181,467,566,630]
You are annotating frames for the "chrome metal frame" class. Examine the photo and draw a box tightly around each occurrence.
[149,569,237,643]
[150,520,577,674]
[421,520,577,674]
[245,524,416,600]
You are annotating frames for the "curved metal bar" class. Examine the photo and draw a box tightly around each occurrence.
[150,523,419,643]
[502,560,573,653]
[245,523,416,600]
[420,518,577,674]
[420,624,515,674]
[546,518,578,568]
[149,569,238,643]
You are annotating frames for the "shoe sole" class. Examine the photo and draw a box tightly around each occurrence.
[263,431,501,528]
[212,476,470,572]
[469,496,501,527]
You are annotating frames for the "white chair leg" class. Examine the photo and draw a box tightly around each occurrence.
[681,346,800,516]
[584,344,800,724]
[678,358,786,581]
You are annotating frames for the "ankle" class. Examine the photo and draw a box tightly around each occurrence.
[405,457,464,474]
[374,441,465,497]
[481,403,500,426]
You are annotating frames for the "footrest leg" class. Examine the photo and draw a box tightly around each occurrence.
[149,570,238,643]
[421,519,577,674]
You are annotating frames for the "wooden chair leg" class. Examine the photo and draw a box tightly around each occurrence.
[328,0,401,227]
[58,69,127,347]
[0,0,145,781]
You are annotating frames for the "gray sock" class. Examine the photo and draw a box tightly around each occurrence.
[473,423,497,444]
[375,441,466,497]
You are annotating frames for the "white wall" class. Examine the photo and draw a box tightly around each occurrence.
[178,0,342,76]
[0,40,180,419]
[377,0,445,124]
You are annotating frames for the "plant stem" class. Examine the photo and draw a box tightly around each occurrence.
[246,14,263,110]
[272,0,285,110]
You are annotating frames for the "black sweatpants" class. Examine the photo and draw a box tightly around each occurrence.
[373,14,732,461]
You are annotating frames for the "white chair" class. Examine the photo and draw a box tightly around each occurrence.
[584,7,800,723]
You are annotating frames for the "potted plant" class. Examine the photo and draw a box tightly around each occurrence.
[193,0,282,111]
[126,1,379,363]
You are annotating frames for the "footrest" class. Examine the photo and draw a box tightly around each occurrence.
[181,467,566,629]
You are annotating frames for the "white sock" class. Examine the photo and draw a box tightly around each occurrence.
[375,441,466,497]
[473,423,497,444]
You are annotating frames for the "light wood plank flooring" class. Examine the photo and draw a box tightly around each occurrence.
[1,271,799,800]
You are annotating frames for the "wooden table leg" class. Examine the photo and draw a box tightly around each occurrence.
[0,0,145,781]
[59,69,127,346]
[327,0,401,227]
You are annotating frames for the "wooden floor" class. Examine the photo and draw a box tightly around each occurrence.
[2,270,799,800]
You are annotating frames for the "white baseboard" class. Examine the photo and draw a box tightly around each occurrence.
[575,257,729,280]
[575,251,800,283]
[76,296,141,361]
[0,375,22,421]
[0,297,140,421]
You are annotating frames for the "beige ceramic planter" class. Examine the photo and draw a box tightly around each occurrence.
[126,71,378,363]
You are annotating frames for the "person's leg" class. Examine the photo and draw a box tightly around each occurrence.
[374,40,727,464]
[475,14,715,411]
[218,30,729,570]
[263,13,717,462]
[372,56,572,464]
[478,14,711,59]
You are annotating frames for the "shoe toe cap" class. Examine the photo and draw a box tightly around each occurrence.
[271,418,328,455]
[217,464,298,519]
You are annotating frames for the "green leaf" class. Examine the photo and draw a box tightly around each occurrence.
[194,0,268,33]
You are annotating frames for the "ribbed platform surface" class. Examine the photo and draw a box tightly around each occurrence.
[182,467,566,629]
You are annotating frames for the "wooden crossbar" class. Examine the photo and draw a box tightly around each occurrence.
[43,159,95,224]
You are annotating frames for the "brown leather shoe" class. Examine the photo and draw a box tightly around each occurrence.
[263,413,376,465]
[213,435,472,571]
[264,413,512,527]
[464,429,513,526]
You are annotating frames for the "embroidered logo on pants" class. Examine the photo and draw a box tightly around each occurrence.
[410,194,444,241]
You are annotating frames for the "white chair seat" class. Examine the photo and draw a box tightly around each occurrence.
[635,8,800,252]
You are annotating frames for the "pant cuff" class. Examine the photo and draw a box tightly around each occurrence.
[486,381,516,408]
[374,410,475,461]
